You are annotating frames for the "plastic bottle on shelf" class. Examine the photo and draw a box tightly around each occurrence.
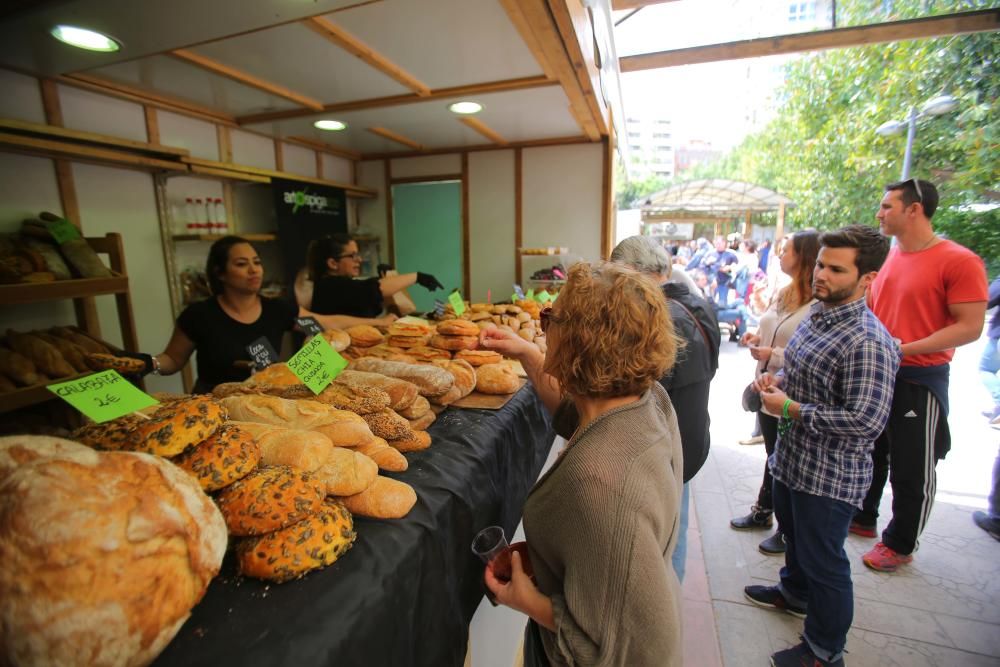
[202,198,214,236]
[214,198,228,233]
[184,198,198,235]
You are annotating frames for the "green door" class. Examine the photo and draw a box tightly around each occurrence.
[392,181,463,314]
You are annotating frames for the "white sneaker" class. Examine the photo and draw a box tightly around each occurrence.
[739,435,765,445]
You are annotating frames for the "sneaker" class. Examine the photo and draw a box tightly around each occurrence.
[759,531,786,555]
[770,641,844,667]
[730,506,774,530]
[848,520,877,538]
[862,542,912,572]
[739,435,765,445]
[972,511,1000,541]
[744,585,807,618]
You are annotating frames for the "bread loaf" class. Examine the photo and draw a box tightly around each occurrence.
[0,441,226,667]
[131,396,225,458]
[429,358,476,405]
[6,329,75,378]
[475,363,522,395]
[73,413,145,452]
[435,319,480,337]
[220,395,375,448]
[363,409,414,441]
[389,430,432,453]
[454,349,503,367]
[0,434,99,478]
[397,394,430,419]
[408,410,437,431]
[216,465,325,536]
[337,476,417,519]
[229,421,333,472]
[406,346,451,362]
[386,334,431,348]
[335,369,419,410]
[429,333,479,352]
[354,436,408,472]
[214,381,392,415]
[173,423,261,492]
[320,328,351,352]
[313,446,378,495]
[0,346,40,386]
[246,363,301,386]
[50,326,110,355]
[237,500,356,582]
[349,358,454,398]
[35,332,88,372]
[345,324,383,347]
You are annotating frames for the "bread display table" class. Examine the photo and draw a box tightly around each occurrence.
[154,385,554,667]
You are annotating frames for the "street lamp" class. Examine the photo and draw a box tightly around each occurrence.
[875,94,957,180]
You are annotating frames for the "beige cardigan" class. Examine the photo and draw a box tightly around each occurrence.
[523,383,684,666]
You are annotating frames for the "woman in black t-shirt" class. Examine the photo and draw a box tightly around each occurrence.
[149,236,393,392]
[301,234,443,317]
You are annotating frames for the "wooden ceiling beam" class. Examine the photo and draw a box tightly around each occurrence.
[611,0,680,9]
[458,117,508,145]
[169,49,324,110]
[621,8,1000,71]
[302,16,432,96]
[546,0,608,136]
[367,126,425,151]
[287,135,361,161]
[235,75,557,124]
[498,0,558,81]
[503,0,600,141]
[362,134,591,160]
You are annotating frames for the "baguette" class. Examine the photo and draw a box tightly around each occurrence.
[214,381,392,416]
[49,327,109,355]
[228,421,333,472]
[0,346,40,386]
[408,411,436,431]
[34,332,88,372]
[349,358,454,398]
[397,394,430,420]
[219,395,374,447]
[6,329,75,378]
[389,430,432,453]
[353,437,408,472]
[337,476,417,519]
[313,446,378,496]
[334,369,419,410]
[362,409,413,441]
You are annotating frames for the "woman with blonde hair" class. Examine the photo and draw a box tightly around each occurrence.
[479,262,684,666]
[730,230,820,555]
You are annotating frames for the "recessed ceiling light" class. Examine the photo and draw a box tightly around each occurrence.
[313,119,347,131]
[449,101,483,115]
[50,25,121,52]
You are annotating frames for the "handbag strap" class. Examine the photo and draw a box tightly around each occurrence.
[669,298,713,352]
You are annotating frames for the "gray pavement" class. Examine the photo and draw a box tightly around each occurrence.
[694,330,1000,666]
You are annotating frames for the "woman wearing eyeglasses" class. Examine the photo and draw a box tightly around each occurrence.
[302,234,443,319]
[478,262,684,667]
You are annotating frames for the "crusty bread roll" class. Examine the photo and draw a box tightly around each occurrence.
[0,440,227,667]
[475,362,522,395]
[237,500,356,582]
[363,409,414,441]
[454,349,503,367]
[247,362,301,386]
[429,333,479,352]
[348,358,454,398]
[131,396,225,458]
[337,476,417,519]
[408,410,437,431]
[354,436,408,472]
[173,423,260,492]
[429,358,476,406]
[389,430,432,453]
[73,413,145,452]
[0,346,40,386]
[228,421,333,472]
[435,319,480,337]
[335,369,419,410]
[386,334,431,348]
[346,324,384,347]
[6,329,75,378]
[220,395,375,448]
[0,434,99,478]
[320,328,351,352]
[388,319,434,337]
[216,465,325,536]
[314,446,379,495]
[406,345,451,362]
[397,394,430,419]
[35,331,88,372]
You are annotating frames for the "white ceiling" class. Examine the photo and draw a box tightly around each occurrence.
[0,0,587,156]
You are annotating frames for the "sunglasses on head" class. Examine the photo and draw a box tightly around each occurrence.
[906,178,923,204]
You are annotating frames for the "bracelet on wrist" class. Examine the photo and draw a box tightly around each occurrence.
[151,355,162,375]
[782,398,792,419]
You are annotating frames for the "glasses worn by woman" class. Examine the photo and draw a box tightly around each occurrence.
[479,262,685,667]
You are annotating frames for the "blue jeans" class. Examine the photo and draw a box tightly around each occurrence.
[980,337,1000,404]
[773,480,855,664]
[671,483,690,581]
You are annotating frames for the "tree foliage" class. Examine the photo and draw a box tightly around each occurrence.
[690,0,999,272]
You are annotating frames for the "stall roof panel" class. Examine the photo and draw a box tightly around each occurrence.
[189,22,413,105]
[643,179,796,214]
[84,55,304,117]
[247,86,582,154]
[327,0,546,89]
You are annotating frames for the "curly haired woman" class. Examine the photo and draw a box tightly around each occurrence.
[479,262,684,666]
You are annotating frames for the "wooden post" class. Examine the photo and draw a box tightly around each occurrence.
[776,203,786,241]
[514,147,523,286]
[744,210,752,237]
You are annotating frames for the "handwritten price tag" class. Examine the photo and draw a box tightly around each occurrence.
[526,288,535,301]
[47,370,158,423]
[448,291,466,317]
[287,334,347,394]
[537,290,552,303]
[246,337,279,369]
[295,316,324,336]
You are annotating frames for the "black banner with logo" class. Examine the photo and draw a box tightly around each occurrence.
[271,177,348,294]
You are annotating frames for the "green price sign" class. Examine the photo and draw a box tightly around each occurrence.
[511,292,518,303]
[287,334,348,394]
[448,291,466,317]
[526,288,535,301]
[45,218,82,244]
[537,290,552,303]
[47,370,158,423]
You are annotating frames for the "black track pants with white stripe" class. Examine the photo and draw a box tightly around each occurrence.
[856,379,950,556]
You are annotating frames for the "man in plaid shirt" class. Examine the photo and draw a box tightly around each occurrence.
[743,225,901,667]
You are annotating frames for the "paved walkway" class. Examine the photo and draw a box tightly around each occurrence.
[689,332,1000,666]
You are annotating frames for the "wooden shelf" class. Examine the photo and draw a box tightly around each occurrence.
[0,131,186,173]
[182,156,377,198]
[0,274,129,305]
[0,371,93,414]
[172,233,277,242]
[0,118,189,159]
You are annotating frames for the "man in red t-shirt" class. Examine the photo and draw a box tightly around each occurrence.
[854,179,988,572]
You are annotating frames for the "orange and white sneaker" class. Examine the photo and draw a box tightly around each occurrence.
[862,542,913,572]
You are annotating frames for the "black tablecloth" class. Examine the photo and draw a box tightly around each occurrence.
[154,386,554,667]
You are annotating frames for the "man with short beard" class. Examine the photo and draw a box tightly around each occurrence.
[743,225,900,667]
